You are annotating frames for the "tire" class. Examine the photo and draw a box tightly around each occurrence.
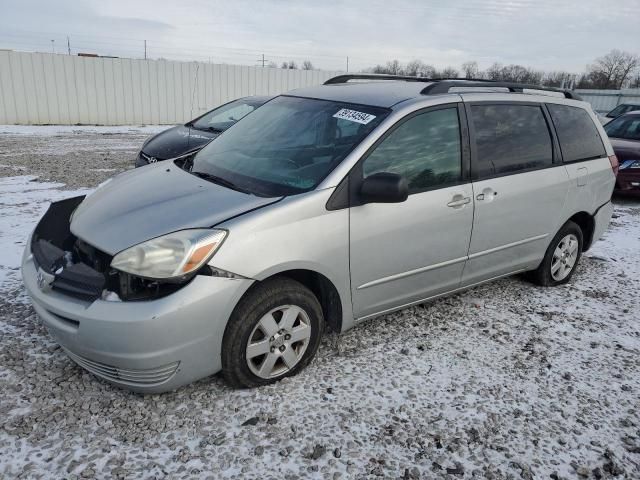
[528,221,583,287]
[221,277,324,388]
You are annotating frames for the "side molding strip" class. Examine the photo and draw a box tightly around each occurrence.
[356,233,548,291]
[356,256,468,290]
[467,234,548,260]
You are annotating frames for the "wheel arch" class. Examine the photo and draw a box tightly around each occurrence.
[247,266,348,333]
[567,211,595,251]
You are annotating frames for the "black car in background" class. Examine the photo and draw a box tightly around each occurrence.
[604,111,640,196]
[136,96,272,167]
[599,103,640,125]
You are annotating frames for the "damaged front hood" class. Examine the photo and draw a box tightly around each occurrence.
[71,162,282,255]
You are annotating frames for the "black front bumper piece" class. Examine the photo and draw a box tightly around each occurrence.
[31,196,107,300]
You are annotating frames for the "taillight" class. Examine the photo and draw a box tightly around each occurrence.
[609,155,619,176]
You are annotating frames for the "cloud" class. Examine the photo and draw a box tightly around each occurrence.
[0,0,637,72]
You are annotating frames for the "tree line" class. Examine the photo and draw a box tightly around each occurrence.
[363,50,640,89]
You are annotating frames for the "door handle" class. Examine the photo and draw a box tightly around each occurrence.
[447,196,471,208]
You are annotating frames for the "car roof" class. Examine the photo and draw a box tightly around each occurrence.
[286,81,434,108]
[286,75,581,109]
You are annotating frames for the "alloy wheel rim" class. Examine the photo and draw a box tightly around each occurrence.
[551,233,579,281]
[246,305,312,379]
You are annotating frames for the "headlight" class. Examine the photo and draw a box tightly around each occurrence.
[111,229,227,279]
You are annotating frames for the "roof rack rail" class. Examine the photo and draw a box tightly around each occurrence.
[420,80,581,100]
[324,74,429,84]
[322,75,582,101]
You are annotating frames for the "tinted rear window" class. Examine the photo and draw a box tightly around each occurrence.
[547,104,606,162]
[471,104,553,179]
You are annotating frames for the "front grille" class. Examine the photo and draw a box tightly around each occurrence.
[63,348,180,386]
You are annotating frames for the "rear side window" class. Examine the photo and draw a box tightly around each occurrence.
[363,107,462,193]
[547,104,606,162]
[471,104,553,178]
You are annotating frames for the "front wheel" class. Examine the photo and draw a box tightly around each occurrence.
[528,221,583,287]
[221,277,324,388]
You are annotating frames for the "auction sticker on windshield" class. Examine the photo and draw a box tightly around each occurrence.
[333,108,376,125]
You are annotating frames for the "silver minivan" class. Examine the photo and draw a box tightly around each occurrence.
[22,76,618,392]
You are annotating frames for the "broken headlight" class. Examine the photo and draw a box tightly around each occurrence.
[111,229,227,280]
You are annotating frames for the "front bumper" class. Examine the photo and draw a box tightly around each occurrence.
[615,171,640,196]
[22,246,253,393]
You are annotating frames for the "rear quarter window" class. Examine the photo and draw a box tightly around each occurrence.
[547,104,606,162]
[470,104,553,179]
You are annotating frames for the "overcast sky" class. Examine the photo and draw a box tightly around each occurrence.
[0,0,638,72]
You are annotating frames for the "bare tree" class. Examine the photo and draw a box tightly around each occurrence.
[280,61,298,69]
[362,52,640,90]
[368,64,388,74]
[485,63,503,81]
[461,61,480,79]
[542,71,575,88]
[302,60,314,70]
[585,50,640,89]
[404,59,424,76]
[386,59,402,75]
[404,60,437,78]
[483,63,543,84]
[439,66,460,78]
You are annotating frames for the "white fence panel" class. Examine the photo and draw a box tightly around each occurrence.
[0,51,343,125]
[576,88,640,114]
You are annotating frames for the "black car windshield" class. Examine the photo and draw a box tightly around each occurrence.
[607,104,640,118]
[605,115,640,141]
[191,98,266,132]
[189,96,389,196]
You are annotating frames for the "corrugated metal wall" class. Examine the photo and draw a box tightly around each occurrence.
[575,88,640,114]
[0,51,343,125]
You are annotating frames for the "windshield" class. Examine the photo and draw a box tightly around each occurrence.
[604,115,640,141]
[192,98,266,132]
[607,104,640,118]
[189,96,389,196]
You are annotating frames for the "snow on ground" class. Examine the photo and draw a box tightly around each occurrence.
[0,176,89,287]
[0,125,157,189]
[0,130,639,479]
[0,125,171,136]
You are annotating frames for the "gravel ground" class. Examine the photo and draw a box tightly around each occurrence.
[1,127,639,479]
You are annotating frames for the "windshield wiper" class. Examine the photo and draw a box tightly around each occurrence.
[190,124,224,133]
[190,171,249,194]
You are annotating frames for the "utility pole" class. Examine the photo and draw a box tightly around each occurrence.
[67,36,71,55]
[346,56,349,72]
[256,54,266,67]
[144,40,147,60]
[50,39,55,54]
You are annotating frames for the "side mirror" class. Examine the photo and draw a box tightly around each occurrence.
[359,172,408,204]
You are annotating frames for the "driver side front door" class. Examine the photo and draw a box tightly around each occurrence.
[348,104,474,319]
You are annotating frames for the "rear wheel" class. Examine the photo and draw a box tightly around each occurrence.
[529,221,583,287]
[222,277,324,388]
